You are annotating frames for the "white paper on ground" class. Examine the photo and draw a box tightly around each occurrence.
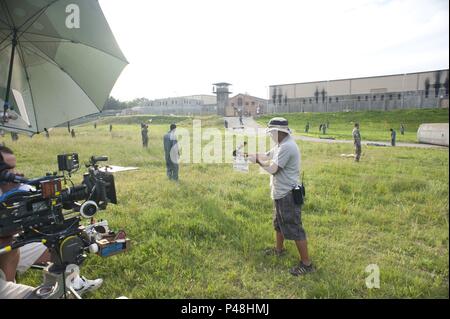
[98,165,139,173]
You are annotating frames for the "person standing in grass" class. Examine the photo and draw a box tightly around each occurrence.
[353,123,362,162]
[239,110,244,126]
[249,117,314,276]
[141,123,149,148]
[163,123,179,181]
[390,128,396,146]
[400,124,405,135]
[305,122,310,133]
[10,132,18,142]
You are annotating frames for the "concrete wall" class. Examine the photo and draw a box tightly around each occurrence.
[268,69,449,113]
[417,123,449,147]
[266,90,445,114]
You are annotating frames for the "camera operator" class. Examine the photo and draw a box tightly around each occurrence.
[0,146,103,298]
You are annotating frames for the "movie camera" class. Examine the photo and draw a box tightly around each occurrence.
[0,154,129,299]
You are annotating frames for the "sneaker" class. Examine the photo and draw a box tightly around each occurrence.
[263,247,287,257]
[72,276,103,295]
[289,262,315,276]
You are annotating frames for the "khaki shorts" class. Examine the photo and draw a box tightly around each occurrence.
[273,192,307,241]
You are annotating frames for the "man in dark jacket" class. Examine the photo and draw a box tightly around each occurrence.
[163,124,179,181]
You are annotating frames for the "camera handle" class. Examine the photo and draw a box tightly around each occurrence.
[26,264,82,299]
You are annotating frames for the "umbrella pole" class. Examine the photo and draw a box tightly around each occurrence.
[2,30,17,123]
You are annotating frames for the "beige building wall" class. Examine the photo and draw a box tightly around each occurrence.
[327,79,351,96]
[417,70,448,90]
[350,74,412,94]
[293,81,327,98]
[272,70,449,97]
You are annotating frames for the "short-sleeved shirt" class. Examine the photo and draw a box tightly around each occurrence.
[0,184,34,202]
[266,135,300,200]
[163,131,179,164]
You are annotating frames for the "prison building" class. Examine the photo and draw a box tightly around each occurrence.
[268,69,449,113]
[121,95,217,116]
[226,94,268,117]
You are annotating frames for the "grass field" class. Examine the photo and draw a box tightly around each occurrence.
[257,108,449,143]
[3,111,449,299]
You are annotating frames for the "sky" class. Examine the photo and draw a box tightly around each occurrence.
[99,0,449,101]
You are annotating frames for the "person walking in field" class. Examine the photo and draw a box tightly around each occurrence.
[163,124,179,181]
[390,128,396,146]
[305,122,310,133]
[353,123,362,162]
[71,129,76,138]
[248,117,314,276]
[400,124,405,135]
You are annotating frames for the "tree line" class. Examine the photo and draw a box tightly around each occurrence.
[103,96,152,110]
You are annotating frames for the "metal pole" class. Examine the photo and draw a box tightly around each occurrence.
[3,30,18,122]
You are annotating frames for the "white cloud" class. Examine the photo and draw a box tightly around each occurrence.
[99,0,449,101]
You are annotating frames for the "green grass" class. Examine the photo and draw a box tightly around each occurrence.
[3,115,448,299]
[257,108,449,143]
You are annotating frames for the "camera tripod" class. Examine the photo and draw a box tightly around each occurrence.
[26,263,83,299]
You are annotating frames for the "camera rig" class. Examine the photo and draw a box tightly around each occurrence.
[0,154,129,299]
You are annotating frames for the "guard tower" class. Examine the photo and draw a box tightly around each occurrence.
[213,82,232,116]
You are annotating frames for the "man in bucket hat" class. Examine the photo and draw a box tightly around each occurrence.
[249,117,314,276]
